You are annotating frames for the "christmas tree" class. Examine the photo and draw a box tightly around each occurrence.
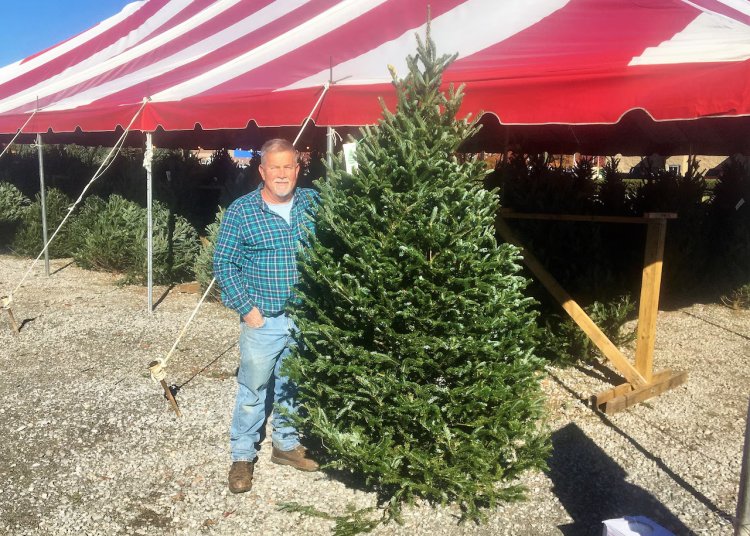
[287,29,549,523]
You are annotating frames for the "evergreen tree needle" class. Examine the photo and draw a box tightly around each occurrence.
[287,25,549,527]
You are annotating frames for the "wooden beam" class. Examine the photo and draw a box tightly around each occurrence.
[635,219,667,382]
[597,369,688,414]
[591,381,634,407]
[592,369,672,409]
[495,216,647,387]
[500,209,677,224]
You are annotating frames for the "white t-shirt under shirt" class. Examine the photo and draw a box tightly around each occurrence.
[266,199,293,224]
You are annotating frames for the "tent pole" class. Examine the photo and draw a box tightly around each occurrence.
[737,397,750,536]
[326,126,334,168]
[145,132,154,314]
[36,133,49,276]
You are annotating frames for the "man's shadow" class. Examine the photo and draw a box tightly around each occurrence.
[548,423,694,536]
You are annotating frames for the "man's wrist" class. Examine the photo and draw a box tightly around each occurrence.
[239,303,257,318]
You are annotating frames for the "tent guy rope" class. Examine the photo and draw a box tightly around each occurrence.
[0,108,38,161]
[292,81,330,147]
[4,99,149,314]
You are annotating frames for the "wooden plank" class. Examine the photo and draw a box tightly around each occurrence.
[496,216,647,387]
[603,370,688,414]
[592,382,633,407]
[635,219,667,382]
[643,212,679,219]
[499,209,675,224]
[593,369,674,409]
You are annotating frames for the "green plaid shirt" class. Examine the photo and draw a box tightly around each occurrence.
[213,185,318,317]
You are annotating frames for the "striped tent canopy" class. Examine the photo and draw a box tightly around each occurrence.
[1,0,749,153]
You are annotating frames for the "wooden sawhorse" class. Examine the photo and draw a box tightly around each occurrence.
[496,210,687,414]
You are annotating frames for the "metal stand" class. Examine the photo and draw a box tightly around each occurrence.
[326,125,334,168]
[36,133,49,276]
[144,132,154,314]
[737,398,750,536]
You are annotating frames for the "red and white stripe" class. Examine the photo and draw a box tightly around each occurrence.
[0,0,748,133]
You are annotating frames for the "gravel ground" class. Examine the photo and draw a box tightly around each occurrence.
[0,253,748,536]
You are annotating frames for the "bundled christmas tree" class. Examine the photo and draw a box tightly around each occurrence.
[286,30,549,524]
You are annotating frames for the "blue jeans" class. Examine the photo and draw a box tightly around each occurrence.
[230,313,300,462]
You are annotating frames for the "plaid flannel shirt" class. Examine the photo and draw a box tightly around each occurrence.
[213,185,319,318]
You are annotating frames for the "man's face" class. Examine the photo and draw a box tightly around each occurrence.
[259,150,299,203]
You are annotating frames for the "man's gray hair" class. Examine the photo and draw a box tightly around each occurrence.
[260,138,297,165]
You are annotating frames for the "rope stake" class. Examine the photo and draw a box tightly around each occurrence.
[1,295,19,334]
[147,277,216,416]
[149,360,181,417]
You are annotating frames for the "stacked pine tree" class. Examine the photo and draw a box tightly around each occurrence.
[287,31,549,524]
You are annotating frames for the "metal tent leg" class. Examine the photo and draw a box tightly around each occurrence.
[145,132,154,314]
[36,133,49,276]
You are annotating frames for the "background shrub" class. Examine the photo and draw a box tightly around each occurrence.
[12,188,76,257]
[707,157,750,292]
[0,182,30,246]
[71,194,199,284]
[0,182,30,222]
[489,152,748,305]
[193,207,224,300]
[539,295,636,364]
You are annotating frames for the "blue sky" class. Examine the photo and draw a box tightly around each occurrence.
[0,0,131,66]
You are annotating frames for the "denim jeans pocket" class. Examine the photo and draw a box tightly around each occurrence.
[242,316,266,330]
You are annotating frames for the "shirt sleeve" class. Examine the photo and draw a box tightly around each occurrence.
[213,203,255,317]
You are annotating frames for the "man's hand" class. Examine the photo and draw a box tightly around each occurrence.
[243,307,265,328]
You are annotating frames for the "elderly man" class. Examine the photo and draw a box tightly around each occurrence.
[213,138,319,494]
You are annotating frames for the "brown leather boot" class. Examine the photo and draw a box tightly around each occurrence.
[228,461,254,493]
[271,445,319,472]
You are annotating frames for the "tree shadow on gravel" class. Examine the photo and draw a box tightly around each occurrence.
[50,260,75,275]
[549,367,734,529]
[548,423,694,536]
[573,360,625,386]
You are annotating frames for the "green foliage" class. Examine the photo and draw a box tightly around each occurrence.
[491,151,750,302]
[193,207,225,299]
[0,182,30,222]
[279,503,380,536]
[12,188,76,257]
[721,283,750,310]
[540,295,636,364]
[634,155,706,214]
[707,156,750,291]
[498,153,597,214]
[0,144,108,200]
[71,195,199,284]
[287,31,548,524]
[0,182,30,246]
[598,157,630,215]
